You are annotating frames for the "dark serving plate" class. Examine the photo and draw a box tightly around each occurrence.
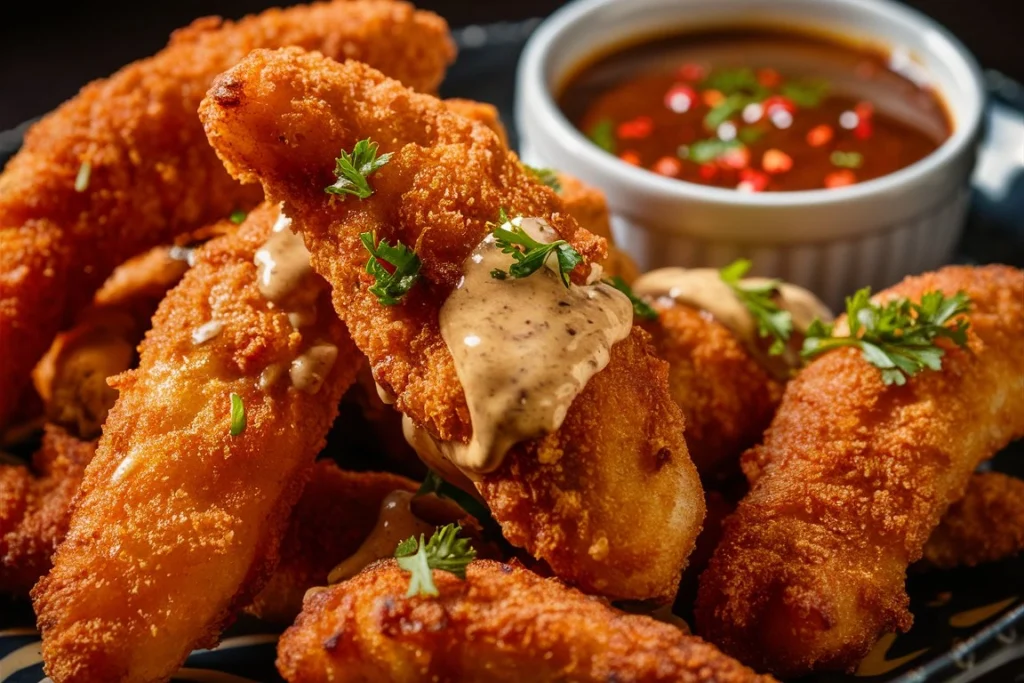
[1,18,1023,683]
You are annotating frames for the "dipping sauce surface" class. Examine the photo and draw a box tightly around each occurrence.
[560,29,952,192]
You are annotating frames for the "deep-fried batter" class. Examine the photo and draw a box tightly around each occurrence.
[696,265,1024,677]
[33,246,190,439]
[277,559,775,683]
[200,49,703,602]
[0,427,94,595]
[0,0,455,428]
[642,304,784,478]
[922,471,1024,569]
[32,203,361,683]
[246,463,417,624]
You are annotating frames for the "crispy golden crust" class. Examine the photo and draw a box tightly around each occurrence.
[443,99,509,147]
[277,560,775,683]
[0,0,455,429]
[246,464,417,624]
[0,427,95,595]
[642,304,784,479]
[695,265,1024,677]
[31,203,361,683]
[922,472,1024,569]
[556,172,640,282]
[200,49,702,601]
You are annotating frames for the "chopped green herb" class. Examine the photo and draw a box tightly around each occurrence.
[802,288,971,386]
[525,165,563,193]
[490,268,507,280]
[325,138,392,199]
[490,210,582,288]
[684,138,744,164]
[229,393,246,436]
[704,93,750,130]
[74,162,91,193]
[588,119,616,154]
[395,523,476,597]
[720,259,793,356]
[604,276,657,321]
[830,151,865,169]
[738,126,767,144]
[416,470,493,525]
[701,67,761,96]
[780,79,830,108]
[229,209,247,225]
[360,231,421,305]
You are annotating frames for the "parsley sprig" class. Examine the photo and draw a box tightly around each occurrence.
[360,231,421,305]
[604,276,657,321]
[325,139,392,199]
[802,288,971,386]
[395,524,476,597]
[720,259,793,355]
[489,209,582,288]
[525,165,562,193]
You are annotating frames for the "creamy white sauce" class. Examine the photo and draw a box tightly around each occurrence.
[191,320,223,345]
[633,267,832,379]
[289,343,338,394]
[435,216,633,474]
[254,212,313,304]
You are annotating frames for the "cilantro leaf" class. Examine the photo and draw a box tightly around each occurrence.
[720,259,793,355]
[394,523,476,597]
[325,139,393,199]
[801,288,971,385]
[229,393,246,436]
[588,119,616,154]
[490,211,582,288]
[360,231,421,305]
[780,79,830,108]
[525,165,563,193]
[604,276,657,321]
[684,138,744,164]
[229,209,247,225]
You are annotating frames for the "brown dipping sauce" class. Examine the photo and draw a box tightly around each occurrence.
[559,28,952,192]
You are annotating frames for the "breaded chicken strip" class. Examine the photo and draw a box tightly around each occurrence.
[0,0,455,429]
[695,265,1024,677]
[0,427,95,595]
[922,471,1024,569]
[32,203,361,683]
[201,49,703,602]
[247,463,417,624]
[642,305,784,478]
[277,560,775,683]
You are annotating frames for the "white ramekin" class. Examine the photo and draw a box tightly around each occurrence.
[515,0,986,307]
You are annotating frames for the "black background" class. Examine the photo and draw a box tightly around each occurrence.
[0,0,1019,131]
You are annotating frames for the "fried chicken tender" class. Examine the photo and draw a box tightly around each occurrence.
[695,265,1024,677]
[277,560,775,683]
[32,203,361,683]
[0,427,95,595]
[642,304,784,478]
[922,472,1024,569]
[246,463,417,624]
[200,49,703,602]
[33,246,190,439]
[0,0,455,429]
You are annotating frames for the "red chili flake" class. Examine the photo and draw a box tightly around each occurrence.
[677,63,707,82]
[806,124,834,147]
[757,68,782,88]
[762,149,793,174]
[617,116,654,140]
[664,85,697,113]
[824,169,857,188]
[652,156,682,176]
[619,150,642,166]
[762,95,797,115]
[720,145,751,170]
[738,168,770,192]
[702,89,726,108]
[854,118,873,141]
[854,101,875,120]
[699,163,719,181]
